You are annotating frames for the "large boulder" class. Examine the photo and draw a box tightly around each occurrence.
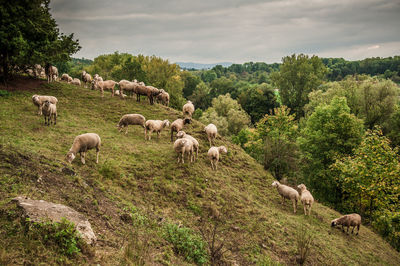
[13,196,96,245]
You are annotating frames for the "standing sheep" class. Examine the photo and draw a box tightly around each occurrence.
[61,73,70,82]
[145,120,170,140]
[204,124,218,147]
[82,70,92,88]
[156,89,170,106]
[42,100,57,126]
[297,184,314,215]
[176,131,199,160]
[183,100,195,118]
[331,214,362,235]
[271,181,299,214]
[45,63,58,83]
[66,133,101,165]
[118,80,137,98]
[174,138,194,164]
[170,118,189,142]
[207,146,228,170]
[32,95,58,115]
[71,78,81,86]
[117,114,146,135]
[92,80,117,97]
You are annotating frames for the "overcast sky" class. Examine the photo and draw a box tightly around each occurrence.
[50,0,400,64]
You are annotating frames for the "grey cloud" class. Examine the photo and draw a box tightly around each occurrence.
[51,0,400,63]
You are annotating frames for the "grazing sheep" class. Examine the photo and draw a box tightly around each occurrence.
[32,95,58,115]
[135,84,161,105]
[297,184,314,215]
[67,76,73,83]
[331,214,362,235]
[156,89,170,106]
[271,181,299,214]
[170,118,189,142]
[118,79,137,98]
[114,90,127,97]
[204,124,218,147]
[182,100,195,118]
[61,73,70,82]
[92,80,117,97]
[117,114,146,134]
[176,131,199,160]
[82,70,92,88]
[42,100,57,126]
[45,63,58,83]
[71,78,81,86]
[145,120,170,140]
[93,74,103,82]
[174,138,194,164]
[207,146,228,170]
[66,133,101,165]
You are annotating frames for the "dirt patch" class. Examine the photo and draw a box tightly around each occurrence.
[0,76,45,91]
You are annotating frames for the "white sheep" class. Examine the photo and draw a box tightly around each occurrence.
[82,70,92,88]
[42,100,57,126]
[182,100,195,118]
[297,184,314,215]
[207,146,227,170]
[45,64,58,83]
[92,80,117,97]
[174,138,194,164]
[156,89,170,106]
[71,78,81,86]
[114,90,127,98]
[145,120,170,140]
[117,114,146,134]
[66,133,101,165]
[61,73,70,82]
[331,214,362,235]
[170,118,189,142]
[176,131,199,160]
[271,181,299,214]
[93,74,103,82]
[204,124,218,147]
[32,95,58,115]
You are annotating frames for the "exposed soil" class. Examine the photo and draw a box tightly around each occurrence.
[0,76,45,91]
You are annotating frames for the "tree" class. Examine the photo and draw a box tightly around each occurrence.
[201,70,217,83]
[271,54,327,118]
[0,0,80,82]
[189,82,212,110]
[181,71,201,98]
[298,97,364,205]
[200,94,250,136]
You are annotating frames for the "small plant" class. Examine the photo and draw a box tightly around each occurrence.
[296,225,313,265]
[163,223,209,265]
[27,218,85,257]
[0,90,10,97]
[121,230,151,266]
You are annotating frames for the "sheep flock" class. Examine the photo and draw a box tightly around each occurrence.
[29,69,363,239]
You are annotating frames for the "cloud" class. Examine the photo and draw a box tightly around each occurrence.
[50,0,400,63]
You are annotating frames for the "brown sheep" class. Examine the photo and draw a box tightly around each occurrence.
[331,214,362,235]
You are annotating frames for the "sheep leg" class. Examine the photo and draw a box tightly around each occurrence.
[356,225,360,235]
[171,130,174,142]
[304,205,307,215]
[293,200,297,214]
[157,131,160,139]
[125,127,129,135]
[81,152,86,165]
[53,113,57,125]
[181,149,185,164]
[346,226,349,235]
[96,148,99,164]
[148,130,152,140]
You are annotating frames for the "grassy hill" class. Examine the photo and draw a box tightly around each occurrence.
[0,79,399,265]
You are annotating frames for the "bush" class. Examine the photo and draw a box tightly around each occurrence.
[163,223,208,265]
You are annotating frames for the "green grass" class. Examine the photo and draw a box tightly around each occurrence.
[0,80,399,265]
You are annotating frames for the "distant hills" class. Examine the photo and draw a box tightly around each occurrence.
[175,62,233,70]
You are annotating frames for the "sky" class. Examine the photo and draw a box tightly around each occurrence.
[50,0,400,64]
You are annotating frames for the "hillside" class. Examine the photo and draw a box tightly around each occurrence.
[0,79,399,265]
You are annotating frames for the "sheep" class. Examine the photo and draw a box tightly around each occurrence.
[92,80,117,97]
[34,64,43,78]
[204,124,218,147]
[114,90,127,98]
[135,83,161,104]
[42,100,57,126]
[176,131,199,160]
[156,89,170,106]
[271,181,299,214]
[66,133,101,165]
[207,146,227,170]
[71,78,81,86]
[170,118,190,142]
[145,120,170,140]
[117,114,146,134]
[61,73,70,82]
[32,95,58,115]
[331,214,362,235]
[93,74,103,82]
[182,100,195,118]
[82,70,92,88]
[297,184,314,215]
[174,138,194,164]
[45,63,58,83]
[118,79,137,98]
[67,76,73,83]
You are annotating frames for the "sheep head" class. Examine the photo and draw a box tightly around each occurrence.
[176,131,186,138]
[331,218,339,227]
[65,151,76,163]
[219,146,228,154]
[297,184,307,192]
[163,120,170,128]
[271,181,280,187]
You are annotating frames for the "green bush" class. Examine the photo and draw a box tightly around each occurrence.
[0,90,10,97]
[372,211,400,251]
[163,223,208,265]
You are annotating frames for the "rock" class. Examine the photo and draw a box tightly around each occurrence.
[13,196,96,245]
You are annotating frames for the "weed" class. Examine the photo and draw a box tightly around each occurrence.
[296,224,313,265]
[163,223,209,265]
